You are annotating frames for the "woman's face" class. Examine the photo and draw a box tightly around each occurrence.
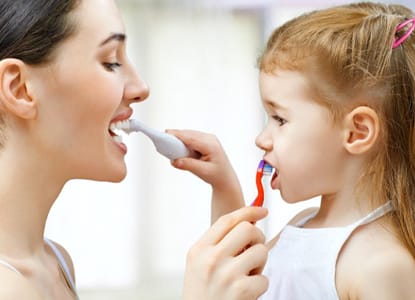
[27,0,149,182]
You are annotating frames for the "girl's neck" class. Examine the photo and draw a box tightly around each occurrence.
[308,191,374,228]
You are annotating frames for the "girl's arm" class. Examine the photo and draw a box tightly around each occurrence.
[356,249,415,300]
[168,129,245,223]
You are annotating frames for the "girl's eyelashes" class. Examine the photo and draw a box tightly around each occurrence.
[272,114,287,126]
[103,62,122,71]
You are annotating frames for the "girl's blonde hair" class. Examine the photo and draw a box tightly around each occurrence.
[259,2,415,257]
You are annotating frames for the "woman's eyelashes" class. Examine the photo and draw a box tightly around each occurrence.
[272,114,287,126]
[103,62,122,71]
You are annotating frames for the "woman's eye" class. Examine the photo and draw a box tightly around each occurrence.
[272,115,287,126]
[103,62,122,71]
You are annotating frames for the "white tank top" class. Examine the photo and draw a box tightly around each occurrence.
[259,201,393,300]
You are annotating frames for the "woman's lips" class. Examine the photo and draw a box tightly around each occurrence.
[112,138,127,155]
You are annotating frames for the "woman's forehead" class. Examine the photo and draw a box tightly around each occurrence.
[70,0,125,42]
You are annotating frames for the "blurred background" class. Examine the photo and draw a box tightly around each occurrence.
[45,0,415,299]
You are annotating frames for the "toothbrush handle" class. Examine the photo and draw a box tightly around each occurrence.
[251,160,265,207]
[130,120,199,160]
[153,133,200,160]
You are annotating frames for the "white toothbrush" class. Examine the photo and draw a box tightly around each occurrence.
[120,119,199,160]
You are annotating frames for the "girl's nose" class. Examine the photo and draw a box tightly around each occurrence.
[255,127,273,152]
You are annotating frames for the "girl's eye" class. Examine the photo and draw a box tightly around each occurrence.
[272,115,287,126]
[103,62,122,71]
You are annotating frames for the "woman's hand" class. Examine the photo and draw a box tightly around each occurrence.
[168,129,245,222]
[182,206,269,300]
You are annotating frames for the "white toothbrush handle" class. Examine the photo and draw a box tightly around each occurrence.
[130,120,199,160]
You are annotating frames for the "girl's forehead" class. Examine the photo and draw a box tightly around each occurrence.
[259,70,315,106]
[259,70,310,93]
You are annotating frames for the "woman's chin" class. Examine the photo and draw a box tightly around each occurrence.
[82,165,127,182]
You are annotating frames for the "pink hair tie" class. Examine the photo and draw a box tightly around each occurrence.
[393,17,415,49]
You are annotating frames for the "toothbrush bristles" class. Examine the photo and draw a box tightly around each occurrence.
[263,163,273,176]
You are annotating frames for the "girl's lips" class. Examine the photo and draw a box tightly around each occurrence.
[271,169,279,189]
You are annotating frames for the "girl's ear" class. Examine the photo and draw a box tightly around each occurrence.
[343,106,379,155]
[0,58,37,119]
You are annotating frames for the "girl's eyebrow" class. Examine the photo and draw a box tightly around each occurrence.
[264,99,287,111]
[99,33,126,47]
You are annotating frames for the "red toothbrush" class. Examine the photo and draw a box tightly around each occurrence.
[251,159,273,207]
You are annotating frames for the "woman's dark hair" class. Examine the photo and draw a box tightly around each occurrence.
[0,0,80,146]
[0,0,80,64]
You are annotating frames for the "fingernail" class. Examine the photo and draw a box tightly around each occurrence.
[174,159,183,167]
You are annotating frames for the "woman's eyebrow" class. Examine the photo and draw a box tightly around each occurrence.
[99,33,126,47]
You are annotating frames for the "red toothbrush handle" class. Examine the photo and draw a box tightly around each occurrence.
[251,161,265,207]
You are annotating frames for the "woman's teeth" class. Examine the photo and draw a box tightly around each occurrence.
[110,120,130,132]
[111,135,122,143]
[109,120,130,143]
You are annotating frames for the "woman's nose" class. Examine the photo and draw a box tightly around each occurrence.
[124,67,150,104]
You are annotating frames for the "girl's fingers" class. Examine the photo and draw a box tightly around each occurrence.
[171,156,208,173]
[167,129,219,154]
[199,206,268,246]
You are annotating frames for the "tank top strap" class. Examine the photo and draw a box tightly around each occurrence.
[295,201,393,228]
[44,239,79,299]
[295,210,318,227]
[350,200,394,228]
[0,259,21,275]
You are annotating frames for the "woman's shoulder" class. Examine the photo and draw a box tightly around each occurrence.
[45,239,76,283]
[0,267,43,299]
[337,221,415,299]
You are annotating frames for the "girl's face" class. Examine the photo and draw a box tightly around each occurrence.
[256,70,347,203]
[27,0,149,182]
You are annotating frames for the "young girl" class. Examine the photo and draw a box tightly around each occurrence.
[171,2,415,299]
[0,0,268,299]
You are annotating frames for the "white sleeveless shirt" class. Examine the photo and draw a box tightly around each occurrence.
[259,201,393,300]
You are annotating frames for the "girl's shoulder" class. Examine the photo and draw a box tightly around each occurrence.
[337,220,415,299]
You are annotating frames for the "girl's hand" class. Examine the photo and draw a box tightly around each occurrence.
[167,129,237,189]
[182,206,269,300]
[167,129,245,222]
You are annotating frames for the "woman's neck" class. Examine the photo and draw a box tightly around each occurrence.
[0,146,65,257]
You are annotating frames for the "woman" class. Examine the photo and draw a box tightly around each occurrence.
[0,0,268,299]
